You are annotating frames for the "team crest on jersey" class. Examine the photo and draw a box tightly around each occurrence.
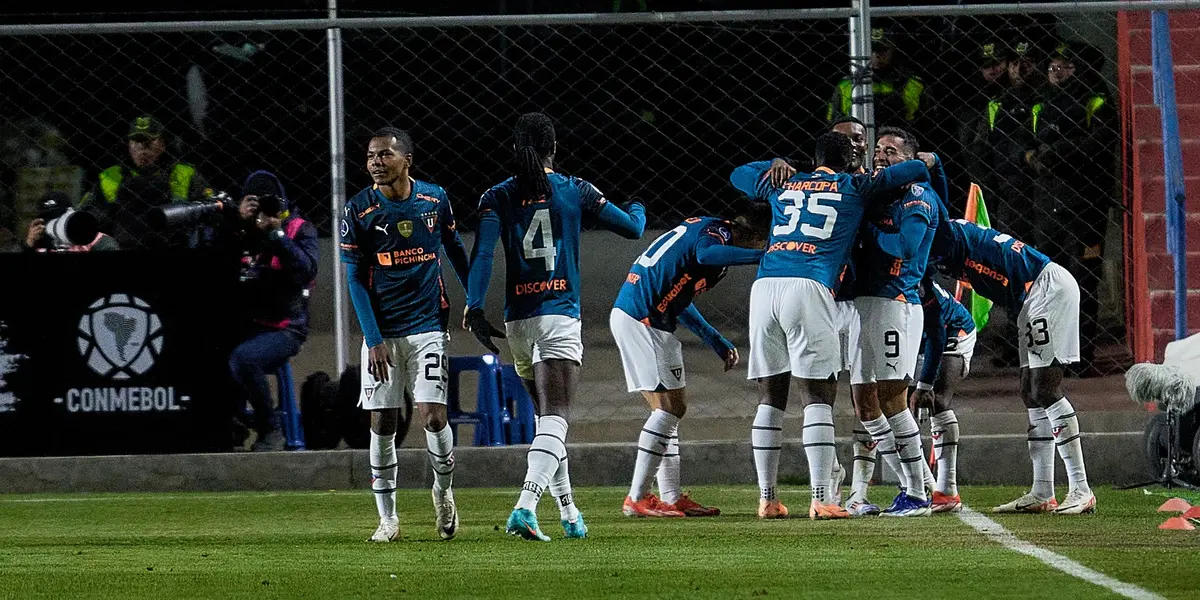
[670,367,683,381]
[397,220,414,238]
[422,211,438,232]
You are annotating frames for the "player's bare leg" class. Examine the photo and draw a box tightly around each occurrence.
[419,402,458,540]
[624,388,701,518]
[800,378,850,520]
[368,408,401,542]
[876,380,931,517]
[929,356,964,513]
[753,374,790,518]
[509,360,586,540]
[995,368,1060,513]
[1033,363,1095,514]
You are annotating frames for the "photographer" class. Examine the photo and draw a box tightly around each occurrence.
[22,191,119,253]
[226,170,318,451]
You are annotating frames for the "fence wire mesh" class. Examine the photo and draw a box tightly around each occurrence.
[0,8,1135,428]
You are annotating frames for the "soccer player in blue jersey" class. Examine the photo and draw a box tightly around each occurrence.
[611,211,768,518]
[910,277,977,513]
[930,215,1095,514]
[465,113,646,541]
[847,126,941,518]
[341,128,471,543]
[730,132,929,520]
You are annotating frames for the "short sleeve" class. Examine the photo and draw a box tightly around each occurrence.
[575,178,608,215]
[339,201,361,264]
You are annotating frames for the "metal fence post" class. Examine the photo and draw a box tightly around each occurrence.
[327,0,349,372]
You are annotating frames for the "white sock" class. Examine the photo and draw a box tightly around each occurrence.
[629,409,678,501]
[656,425,682,505]
[1046,398,1090,494]
[932,410,959,496]
[862,415,902,493]
[802,404,836,504]
[1027,408,1056,498]
[517,415,568,511]
[550,457,581,523]
[425,425,455,492]
[888,410,928,501]
[850,428,876,502]
[369,431,398,520]
[751,404,785,501]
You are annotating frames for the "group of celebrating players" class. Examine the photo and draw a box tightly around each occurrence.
[339,111,1096,544]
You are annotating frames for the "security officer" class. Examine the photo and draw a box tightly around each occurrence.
[827,27,927,130]
[957,38,1011,198]
[80,115,211,251]
[1026,41,1118,376]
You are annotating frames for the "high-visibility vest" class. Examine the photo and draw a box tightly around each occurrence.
[989,95,1106,133]
[830,77,925,122]
[97,163,196,203]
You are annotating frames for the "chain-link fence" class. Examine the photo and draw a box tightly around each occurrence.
[0,6,1151,432]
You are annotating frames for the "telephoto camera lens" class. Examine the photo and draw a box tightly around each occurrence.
[149,196,230,229]
[46,208,100,247]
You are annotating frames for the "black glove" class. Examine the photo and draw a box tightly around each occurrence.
[464,308,505,355]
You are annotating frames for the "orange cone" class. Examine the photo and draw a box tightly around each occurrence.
[1157,498,1192,512]
[1159,517,1195,530]
[1183,506,1200,520]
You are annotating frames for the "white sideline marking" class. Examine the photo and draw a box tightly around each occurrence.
[958,506,1165,600]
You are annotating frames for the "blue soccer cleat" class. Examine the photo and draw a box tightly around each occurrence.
[562,513,588,539]
[881,491,932,517]
[506,508,551,541]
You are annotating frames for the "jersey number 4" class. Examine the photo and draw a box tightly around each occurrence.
[523,208,557,271]
[773,190,840,239]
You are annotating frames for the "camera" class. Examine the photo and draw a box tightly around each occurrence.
[149,192,284,230]
[46,207,100,247]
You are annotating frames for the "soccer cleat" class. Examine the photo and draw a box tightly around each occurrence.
[368,516,400,542]
[1052,489,1096,515]
[562,513,588,539]
[622,494,685,518]
[992,492,1059,514]
[930,491,962,514]
[845,499,882,517]
[809,499,851,520]
[433,487,459,540]
[506,508,551,542]
[757,498,790,519]
[831,463,847,507]
[881,492,932,517]
[669,493,721,517]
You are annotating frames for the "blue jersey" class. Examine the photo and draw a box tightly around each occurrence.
[729,160,929,290]
[929,280,976,337]
[614,217,736,332]
[340,179,466,338]
[931,219,1051,311]
[854,182,939,303]
[471,173,639,322]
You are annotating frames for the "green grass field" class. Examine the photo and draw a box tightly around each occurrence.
[1,486,1197,599]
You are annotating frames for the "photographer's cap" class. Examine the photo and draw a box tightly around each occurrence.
[127,115,165,141]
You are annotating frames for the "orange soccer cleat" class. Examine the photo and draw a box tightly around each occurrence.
[623,494,685,518]
[808,499,851,520]
[930,491,962,514]
[669,493,721,517]
[757,498,790,519]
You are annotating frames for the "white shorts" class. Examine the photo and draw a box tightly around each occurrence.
[914,328,977,382]
[609,308,685,392]
[504,315,583,380]
[852,296,923,385]
[747,277,840,381]
[834,300,861,373]
[359,332,447,410]
[1018,261,1081,369]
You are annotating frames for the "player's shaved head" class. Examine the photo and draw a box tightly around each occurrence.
[813,132,854,172]
[513,112,556,202]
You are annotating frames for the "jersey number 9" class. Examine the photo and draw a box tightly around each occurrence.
[773,190,840,240]
[523,208,557,271]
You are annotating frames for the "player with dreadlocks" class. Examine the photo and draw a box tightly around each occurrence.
[465,112,646,541]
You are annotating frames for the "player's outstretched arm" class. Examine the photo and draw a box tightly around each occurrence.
[696,243,764,267]
[865,159,930,198]
[464,209,505,353]
[729,160,775,200]
[866,207,933,260]
[678,303,735,365]
[595,200,646,239]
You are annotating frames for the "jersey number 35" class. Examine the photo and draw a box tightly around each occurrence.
[773,190,841,240]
